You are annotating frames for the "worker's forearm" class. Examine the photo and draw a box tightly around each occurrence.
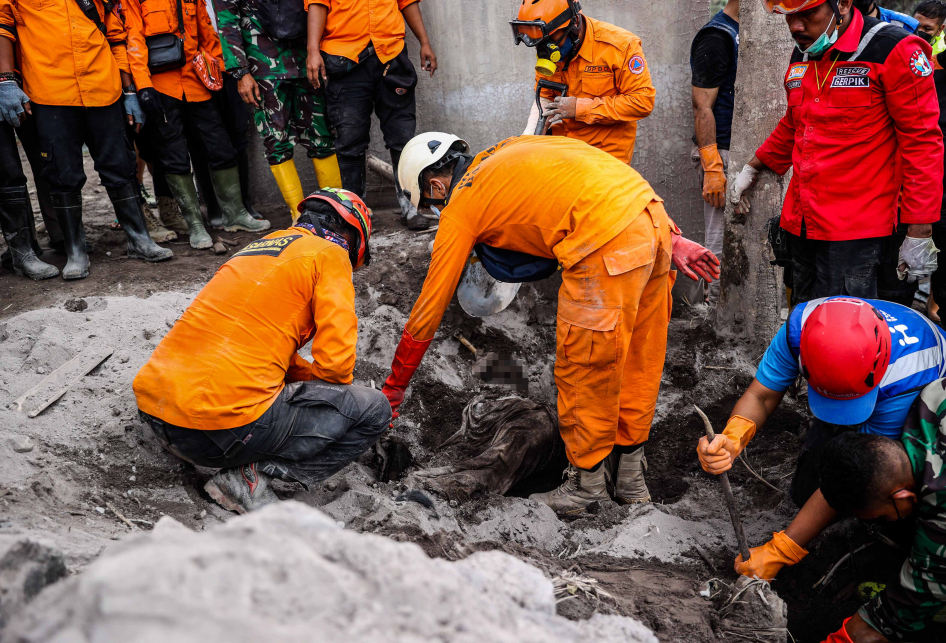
[0,37,14,74]
[120,70,134,89]
[907,223,933,238]
[306,4,328,52]
[402,2,430,46]
[693,106,718,149]
[729,380,784,431]
[746,155,767,171]
[784,489,838,548]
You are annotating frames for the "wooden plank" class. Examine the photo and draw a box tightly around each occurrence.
[8,347,113,418]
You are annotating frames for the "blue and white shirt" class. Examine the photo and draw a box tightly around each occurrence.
[876,6,919,34]
[755,298,946,437]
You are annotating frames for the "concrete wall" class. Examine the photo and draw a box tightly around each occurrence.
[250,0,709,241]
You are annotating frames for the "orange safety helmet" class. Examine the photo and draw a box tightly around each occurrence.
[763,0,829,13]
[297,187,373,269]
[510,0,581,46]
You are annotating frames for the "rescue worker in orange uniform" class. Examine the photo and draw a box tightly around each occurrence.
[134,188,390,514]
[513,0,656,165]
[384,133,720,514]
[125,0,269,251]
[0,0,173,280]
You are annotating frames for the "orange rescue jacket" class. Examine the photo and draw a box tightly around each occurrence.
[538,17,655,165]
[134,228,358,430]
[306,0,418,64]
[125,0,223,101]
[0,0,131,107]
[403,136,661,343]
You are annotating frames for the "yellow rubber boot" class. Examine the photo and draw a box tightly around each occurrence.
[270,160,304,220]
[313,154,343,190]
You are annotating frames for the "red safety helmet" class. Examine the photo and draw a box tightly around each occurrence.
[799,297,892,425]
[510,0,581,46]
[763,0,829,13]
[296,188,373,269]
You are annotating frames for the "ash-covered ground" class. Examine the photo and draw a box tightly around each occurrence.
[0,197,918,642]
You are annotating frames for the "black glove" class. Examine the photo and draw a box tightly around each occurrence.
[137,87,164,118]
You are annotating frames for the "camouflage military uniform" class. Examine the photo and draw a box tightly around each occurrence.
[860,378,946,640]
[214,0,334,165]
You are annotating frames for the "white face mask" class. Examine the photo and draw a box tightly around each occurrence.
[798,14,840,55]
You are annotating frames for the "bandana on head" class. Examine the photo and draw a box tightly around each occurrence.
[295,221,350,252]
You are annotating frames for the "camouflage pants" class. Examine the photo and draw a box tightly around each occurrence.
[254,78,335,165]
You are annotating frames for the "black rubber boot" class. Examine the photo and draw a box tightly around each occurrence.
[106,184,174,263]
[0,186,58,280]
[35,174,63,251]
[51,190,90,280]
[238,149,263,220]
[338,153,367,199]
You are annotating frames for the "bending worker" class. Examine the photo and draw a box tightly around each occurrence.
[134,188,389,514]
[513,0,655,166]
[697,296,946,582]
[384,133,720,514]
[817,390,946,643]
[730,0,943,306]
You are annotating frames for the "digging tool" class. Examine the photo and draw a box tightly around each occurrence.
[456,258,521,317]
[533,79,569,135]
[694,405,751,562]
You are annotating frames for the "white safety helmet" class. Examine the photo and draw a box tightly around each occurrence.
[397,132,470,208]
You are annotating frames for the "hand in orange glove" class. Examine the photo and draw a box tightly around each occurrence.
[699,144,727,209]
[822,618,855,643]
[734,531,808,581]
[696,415,756,474]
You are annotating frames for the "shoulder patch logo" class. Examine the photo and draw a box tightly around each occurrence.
[231,235,303,259]
[787,63,808,82]
[628,55,645,75]
[910,50,933,77]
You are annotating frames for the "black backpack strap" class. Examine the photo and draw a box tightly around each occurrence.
[175,0,184,36]
[72,0,107,35]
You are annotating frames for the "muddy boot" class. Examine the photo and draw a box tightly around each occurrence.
[209,166,270,233]
[141,200,178,243]
[204,462,278,514]
[107,184,174,263]
[239,149,264,220]
[608,446,651,504]
[157,196,187,234]
[0,186,59,280]
[165,174,213,249]
[529,464,612,515]
[51,191,90,280]
[338,153,367,199]
[195,161,224,229]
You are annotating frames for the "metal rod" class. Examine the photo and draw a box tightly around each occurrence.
[694,405,752,561]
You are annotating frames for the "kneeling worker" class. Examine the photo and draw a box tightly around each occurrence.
[697,296,946,581]
[384,133,720,514]
[133,188,389,513]
[817,389,946,643]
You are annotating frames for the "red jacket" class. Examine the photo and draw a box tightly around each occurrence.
[756,10,943,241]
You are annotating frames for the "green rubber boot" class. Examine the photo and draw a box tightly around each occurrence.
[210,166,270,233]
[165,173,213,250]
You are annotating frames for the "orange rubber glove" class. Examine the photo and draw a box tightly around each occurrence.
[699,144,727,209]
[734,531,809,581]
[822,618,854,643]
[697,415,756,474]
[382,329,432,420]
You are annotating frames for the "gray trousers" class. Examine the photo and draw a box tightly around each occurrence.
[692,146,729,305]
[140,380,391,489]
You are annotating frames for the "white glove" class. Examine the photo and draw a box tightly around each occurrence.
[730,164,759,211]
[898,236,939,282]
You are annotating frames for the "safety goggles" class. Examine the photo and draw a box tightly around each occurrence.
[509,1,580,46]
[762,0,828,14]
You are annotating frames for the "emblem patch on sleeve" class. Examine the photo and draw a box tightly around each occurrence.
[628,55,645,75]
[910,50,933,77]
[231,235,302,258]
